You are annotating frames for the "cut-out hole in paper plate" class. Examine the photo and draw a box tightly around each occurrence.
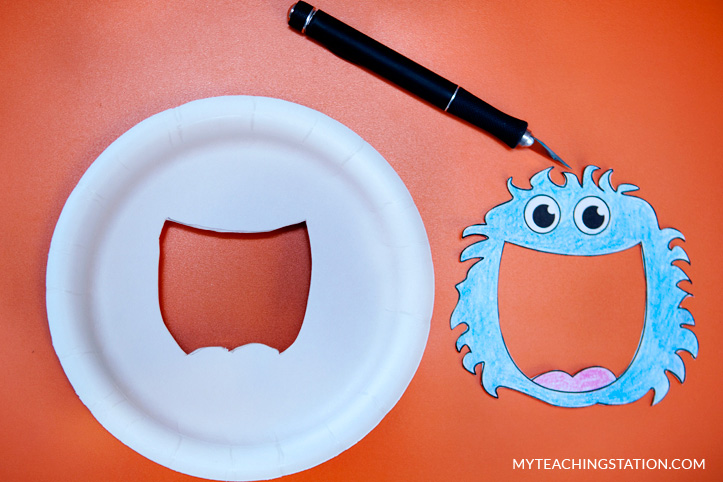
[46,96,434,480]
[158,220,312,354]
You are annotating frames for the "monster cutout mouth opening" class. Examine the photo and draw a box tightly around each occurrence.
[497,242,647,394]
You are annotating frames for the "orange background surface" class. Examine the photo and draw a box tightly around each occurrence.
[2,0,723,480]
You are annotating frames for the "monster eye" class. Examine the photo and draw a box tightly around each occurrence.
[524,195,560,234]
[574,197,610,235]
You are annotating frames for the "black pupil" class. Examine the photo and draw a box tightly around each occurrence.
[582,205,605,229]
[532,204,556,228]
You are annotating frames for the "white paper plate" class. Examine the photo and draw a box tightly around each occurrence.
[46,96,434,481]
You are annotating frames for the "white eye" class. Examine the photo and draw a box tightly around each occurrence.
[524,195,560,234]
[574,197,610,235]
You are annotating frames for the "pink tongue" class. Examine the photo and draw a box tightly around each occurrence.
[533,367,616,392]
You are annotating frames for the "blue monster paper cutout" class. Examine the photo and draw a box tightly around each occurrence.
[451,166,697,407]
